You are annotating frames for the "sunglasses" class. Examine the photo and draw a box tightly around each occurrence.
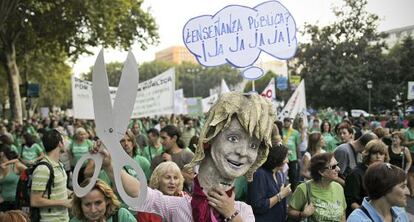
[325,163,339,170]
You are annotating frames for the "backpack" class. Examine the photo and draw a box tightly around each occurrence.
[16,161,55,222]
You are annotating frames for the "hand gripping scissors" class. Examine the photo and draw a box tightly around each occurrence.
[72,50,147,208]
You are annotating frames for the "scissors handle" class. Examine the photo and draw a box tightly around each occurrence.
[72,153,103,197]
[112,152,148,208]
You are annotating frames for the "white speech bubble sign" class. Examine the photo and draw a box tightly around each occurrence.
[183,1,298,68]
[241,66,265,80]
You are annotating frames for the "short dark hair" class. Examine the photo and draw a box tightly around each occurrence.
[23,133,36,147]
[261,143,288,171]
[147,128,160,137]
[358,132,378,147]
[364,162,406,200]
[0,144,18,160]
[337,122,353,135]
[42,130,63,152]
[310,152,334,182]
[408,119,414,128]
[160,125,184,149]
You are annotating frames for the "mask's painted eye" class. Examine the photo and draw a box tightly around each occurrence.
[227,135,239,143]
[250,143,258,149]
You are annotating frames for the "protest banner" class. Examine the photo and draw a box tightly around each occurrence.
[186,97,203,116]
[202,93,219,113]
[408,81,414,100]
[277,76,288,90]
[261,78,278,113]
[174,89,187,114]
[72,68,175,119]
[278,80,308,126]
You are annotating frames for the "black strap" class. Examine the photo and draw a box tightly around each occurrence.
[112,209,119,222]
[360,205,374,221]
[34,161,55,199]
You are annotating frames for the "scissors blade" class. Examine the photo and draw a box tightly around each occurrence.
[92,49,115,138]
[112,51,139,138]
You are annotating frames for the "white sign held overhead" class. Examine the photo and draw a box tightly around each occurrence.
[278,80,307,127]
[221,79,231,94]
[408,82,414,100]
[260,78,277,113]
[71,68,175,119]
[183,1,298,81]
[260,78,276,101]
[202,94,219,113]
[174,89,187,114]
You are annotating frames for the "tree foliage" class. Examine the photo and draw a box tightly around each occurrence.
[292,0,390,111]
[81,60,243,98]
[0,0,159,122]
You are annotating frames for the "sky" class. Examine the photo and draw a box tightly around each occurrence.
[71,0,414,76]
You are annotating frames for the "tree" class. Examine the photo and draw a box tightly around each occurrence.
[26,50,72,109]
[387,35,414,112]
[176,63,242,98]
[139,60,175,82]
[243,71,276,93]
[82,62,124,86]
[292,0,389,111]
[0,0,159,123]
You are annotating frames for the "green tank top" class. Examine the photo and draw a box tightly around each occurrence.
[0,164,20,201]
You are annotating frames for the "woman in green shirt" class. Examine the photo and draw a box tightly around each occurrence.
[0,145,27,212]
[20,133,44,166]
[70,178,136,222]
[288,152,346,222]
[69,127,93,184]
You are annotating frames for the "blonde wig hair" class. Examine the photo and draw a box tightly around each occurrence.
[71,179,121,220]
[186,92,275,181]
[149,161,185,195]
[362,139,390,165]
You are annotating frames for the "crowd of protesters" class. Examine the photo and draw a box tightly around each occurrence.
[0,109,413,221]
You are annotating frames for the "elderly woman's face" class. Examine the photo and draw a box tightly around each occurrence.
[81,189,108,221]
[210,118,260,179]
[321,157,340,181]
[159,169,181,196]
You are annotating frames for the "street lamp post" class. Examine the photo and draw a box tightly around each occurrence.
[187,68,199,97]
[367,80,373,120]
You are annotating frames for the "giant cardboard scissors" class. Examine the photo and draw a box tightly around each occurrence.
[72,50,147,208]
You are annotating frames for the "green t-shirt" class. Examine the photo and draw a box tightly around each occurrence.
[289,180,346,222]
[69,207,136,222]
[140,145,164,163]
[322,133,337,153]
[70,139,93,167]
[282,128,301,161]
[405,128,414,152]
[21,143,44,164]
[234,176,248,202]
[0,164,20,201]
[123,155,152,181]
[31,156,69,222]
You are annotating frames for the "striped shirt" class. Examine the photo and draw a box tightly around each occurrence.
[134,187,255,222]
[31,155,69,222]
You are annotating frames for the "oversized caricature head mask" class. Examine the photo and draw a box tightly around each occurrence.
[186,92,275,181]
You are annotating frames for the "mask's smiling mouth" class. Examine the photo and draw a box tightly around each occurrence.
[227,159,243,167]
